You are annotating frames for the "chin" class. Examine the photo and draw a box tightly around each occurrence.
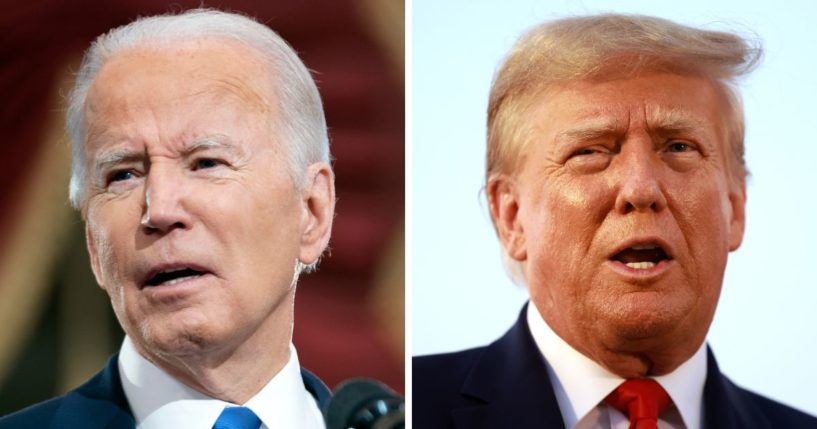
[135,314,225,358]
[601,298,687,342]
[607,317,676,343]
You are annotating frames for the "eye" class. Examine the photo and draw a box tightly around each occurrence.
[661,139,703,172]
[571,145,612,157]
[666,141,695,153]
[107,169,137,184]
[569,144,616,158]
[193,158,223,170]
[574,148,597,156]
[565,145,614,173]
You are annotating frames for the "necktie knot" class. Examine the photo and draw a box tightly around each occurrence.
[605,379,671,429]
[213,406,262,429]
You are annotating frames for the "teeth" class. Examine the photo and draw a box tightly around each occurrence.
[147,267,204,287]
[631,244,658,250]
[625,261,656,270]
[163,275,200,286]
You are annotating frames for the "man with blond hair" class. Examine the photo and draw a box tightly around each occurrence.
[414,14,817,429]
[1,9,335,429]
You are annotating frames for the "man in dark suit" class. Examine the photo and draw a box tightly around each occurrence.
[1,9,335,428]
[414,14,817,429]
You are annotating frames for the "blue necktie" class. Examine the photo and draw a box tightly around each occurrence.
[212,406,262,429]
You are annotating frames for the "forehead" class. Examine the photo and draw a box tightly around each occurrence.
[93,38,272,104]
[84,38,275,145]
[529,73,725,132]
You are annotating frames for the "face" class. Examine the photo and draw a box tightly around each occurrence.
[82,40,334,363]
[489,73,746,376]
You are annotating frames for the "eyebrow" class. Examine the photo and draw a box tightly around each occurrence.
[647,108,708,134]
[90,135,244,179]
[555,119,623,145]
[91,149,143,181]
[554,109,708,146]
[185,136,241,154]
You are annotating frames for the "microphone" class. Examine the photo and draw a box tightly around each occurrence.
[324,378,404,429]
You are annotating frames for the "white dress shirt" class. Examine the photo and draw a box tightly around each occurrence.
[118,336,325,429]
[526,304,707,429]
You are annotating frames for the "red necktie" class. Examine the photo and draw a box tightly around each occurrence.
[605,379,671,429]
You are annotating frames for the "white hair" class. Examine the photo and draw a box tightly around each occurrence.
[66,8,330,209]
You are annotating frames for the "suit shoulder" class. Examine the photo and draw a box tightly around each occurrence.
[0,395,64,428]
[723,377,817,426]
[414,346,486,389]
[413,347,488,429]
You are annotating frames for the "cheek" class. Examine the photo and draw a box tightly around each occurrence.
[86,223,132,321]
[667,175,733,296]
[88,220,120,280]
[675,181,732,253]
[524,180,606,288]
[212,183,301,276]
[251,174,302,236]
[86,197,144,299]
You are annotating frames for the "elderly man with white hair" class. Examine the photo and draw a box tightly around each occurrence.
[0,8,335,429]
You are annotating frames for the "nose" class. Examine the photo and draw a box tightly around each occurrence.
[140,167,191,234]
[613,140,667,214]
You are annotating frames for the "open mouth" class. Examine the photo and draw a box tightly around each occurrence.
[611,244,670,270]
[144,267,207,287]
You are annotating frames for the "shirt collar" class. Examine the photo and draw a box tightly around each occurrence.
[526,303,706,429]
[119,336,324,429]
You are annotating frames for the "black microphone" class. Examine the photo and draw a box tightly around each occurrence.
[324,378,404,429]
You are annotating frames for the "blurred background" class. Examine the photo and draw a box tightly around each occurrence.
[413,0,817,416]
[0,0,404,415]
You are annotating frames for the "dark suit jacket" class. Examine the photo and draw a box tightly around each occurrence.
[0,353,331,428]
[414,305,817,429]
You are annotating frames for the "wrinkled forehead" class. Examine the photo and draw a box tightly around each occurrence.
[85,38,275,125]
[82,38,280,152]
[537,74,724,127]
[502,72,734,166]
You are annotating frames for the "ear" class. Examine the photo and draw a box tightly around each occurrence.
[298,162,336,265]
[85,222,105,289]
[727,179,747,252]
[487,175,527,261]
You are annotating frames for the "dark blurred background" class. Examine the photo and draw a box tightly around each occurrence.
[0,0,404,414]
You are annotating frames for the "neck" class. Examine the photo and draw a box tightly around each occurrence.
[135,298,295,404]
[570,331,702,378]
[538,305,704,378]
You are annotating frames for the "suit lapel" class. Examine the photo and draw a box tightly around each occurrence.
[50,354,135,429]
[452,305,566,429]
[301,367,332,411]
[702,348,773,429]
